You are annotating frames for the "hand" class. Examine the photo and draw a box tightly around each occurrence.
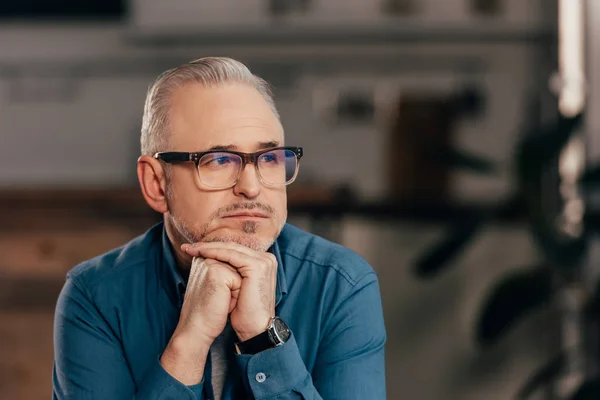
[177,256,243,343]
[160,256,241,385]
[182,242,278,342]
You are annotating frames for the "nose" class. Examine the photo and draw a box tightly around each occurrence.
[232,163,261,199]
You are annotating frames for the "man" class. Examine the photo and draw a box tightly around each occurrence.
[53,57,386,399]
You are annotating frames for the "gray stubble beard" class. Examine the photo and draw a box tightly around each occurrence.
[165,182,285,252]
[167,203,283,253]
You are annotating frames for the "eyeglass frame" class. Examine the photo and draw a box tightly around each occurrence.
[153,146,303,189]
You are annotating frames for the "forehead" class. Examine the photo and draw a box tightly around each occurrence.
[168,82,283,151]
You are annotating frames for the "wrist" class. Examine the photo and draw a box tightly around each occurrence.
[235,317,291,355]
[160,332,211,385]
[234,317,272,342]
[167,330,212,357]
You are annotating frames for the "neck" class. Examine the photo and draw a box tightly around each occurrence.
[164,218,194,282]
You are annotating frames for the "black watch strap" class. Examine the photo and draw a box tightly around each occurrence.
[235,330,272,355]
[235,317,291,355]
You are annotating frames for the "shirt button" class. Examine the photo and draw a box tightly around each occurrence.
[255,372,267,383]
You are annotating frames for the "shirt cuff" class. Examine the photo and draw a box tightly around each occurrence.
[234,333,310,399]
[136,357,204,399]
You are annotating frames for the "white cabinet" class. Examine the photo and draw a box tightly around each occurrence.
[128,0,548,34]
[130,0,266,32]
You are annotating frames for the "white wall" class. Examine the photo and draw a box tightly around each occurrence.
[0,77,149,186]
[0,0,551,202]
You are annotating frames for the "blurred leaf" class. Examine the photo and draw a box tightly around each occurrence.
[570,379,600,400]
[432,146,497,175]
[515,113,582,183]
[584,212,600,234]
[584,279,600,316]
[515,112,587,271]
[517,352,600,399]
[580,164,600,187]
[475,266,552,347]
[413,213,485,279]
[452,85,487,117]
[517,351,565,399]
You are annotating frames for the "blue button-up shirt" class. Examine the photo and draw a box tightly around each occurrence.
[53,222,386,399]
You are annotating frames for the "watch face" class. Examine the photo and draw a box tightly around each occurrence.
[272,317,291,344]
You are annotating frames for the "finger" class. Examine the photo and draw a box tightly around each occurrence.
[191,258,242,289]
[229,289,240,313]
[190,256,206,269]
[182,241,258,257]
[206,258,239,275]
[186,247,267,276]
[191,257,236,273]
[183,243,258,265]
[183,242,277,269]
[213,261,243,290]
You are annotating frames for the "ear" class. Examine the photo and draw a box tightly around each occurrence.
[137,155,169,214]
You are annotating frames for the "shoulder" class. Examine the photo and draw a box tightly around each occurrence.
[276,223,376,287]
[65,223,162,296]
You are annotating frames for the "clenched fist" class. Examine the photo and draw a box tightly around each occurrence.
[181,241,278,342]
[160,256,241,385]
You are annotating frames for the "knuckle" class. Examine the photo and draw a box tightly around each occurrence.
[261,254,276,269]
[191,257,206,269]
[204,260,220,272]
[205,261,231,277]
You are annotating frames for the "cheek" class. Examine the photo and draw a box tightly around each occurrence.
[270,191,288,221]
[169,177,219,226]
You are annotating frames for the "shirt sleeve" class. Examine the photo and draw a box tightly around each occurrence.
[234,272,387,399]
[52,275,205,400]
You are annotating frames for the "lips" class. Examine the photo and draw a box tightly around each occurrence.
[222,212,270,218]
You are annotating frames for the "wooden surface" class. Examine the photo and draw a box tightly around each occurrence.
[0,187,159,399]
[0,312,55,399]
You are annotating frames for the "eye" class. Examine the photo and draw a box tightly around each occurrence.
[212,156,232,165]
[259,152,279,164]
[200,153,239,168]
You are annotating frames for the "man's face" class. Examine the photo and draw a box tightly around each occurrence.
[164,82,287,252]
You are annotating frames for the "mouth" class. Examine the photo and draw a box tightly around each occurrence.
[222,212,270,219]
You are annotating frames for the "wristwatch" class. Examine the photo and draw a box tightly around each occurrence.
[235,317,291,355]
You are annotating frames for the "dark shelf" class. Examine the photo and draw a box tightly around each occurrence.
[0,0,126,19]
[287,199,525,224]
[0,187,525,226]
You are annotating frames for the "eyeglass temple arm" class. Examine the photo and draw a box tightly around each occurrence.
[154,152,194,163]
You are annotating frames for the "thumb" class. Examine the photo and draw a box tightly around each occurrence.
[229,288,240,314]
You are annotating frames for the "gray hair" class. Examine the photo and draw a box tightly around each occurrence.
[140,57,279,156]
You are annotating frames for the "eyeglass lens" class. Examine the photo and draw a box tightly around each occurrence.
[197,149,298,188]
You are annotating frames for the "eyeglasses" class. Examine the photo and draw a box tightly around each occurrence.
[154,146,303,190]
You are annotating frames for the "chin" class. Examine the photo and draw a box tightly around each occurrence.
[205,231,272,251]
[205,222,279,252]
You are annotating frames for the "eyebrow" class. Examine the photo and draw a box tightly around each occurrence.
[206,141,280,152]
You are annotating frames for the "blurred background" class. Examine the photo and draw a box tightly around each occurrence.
[2,0,600,399]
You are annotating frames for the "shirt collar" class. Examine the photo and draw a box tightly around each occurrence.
[270,237,288,307]
[159,223,288,308]
[160,225,186,306]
